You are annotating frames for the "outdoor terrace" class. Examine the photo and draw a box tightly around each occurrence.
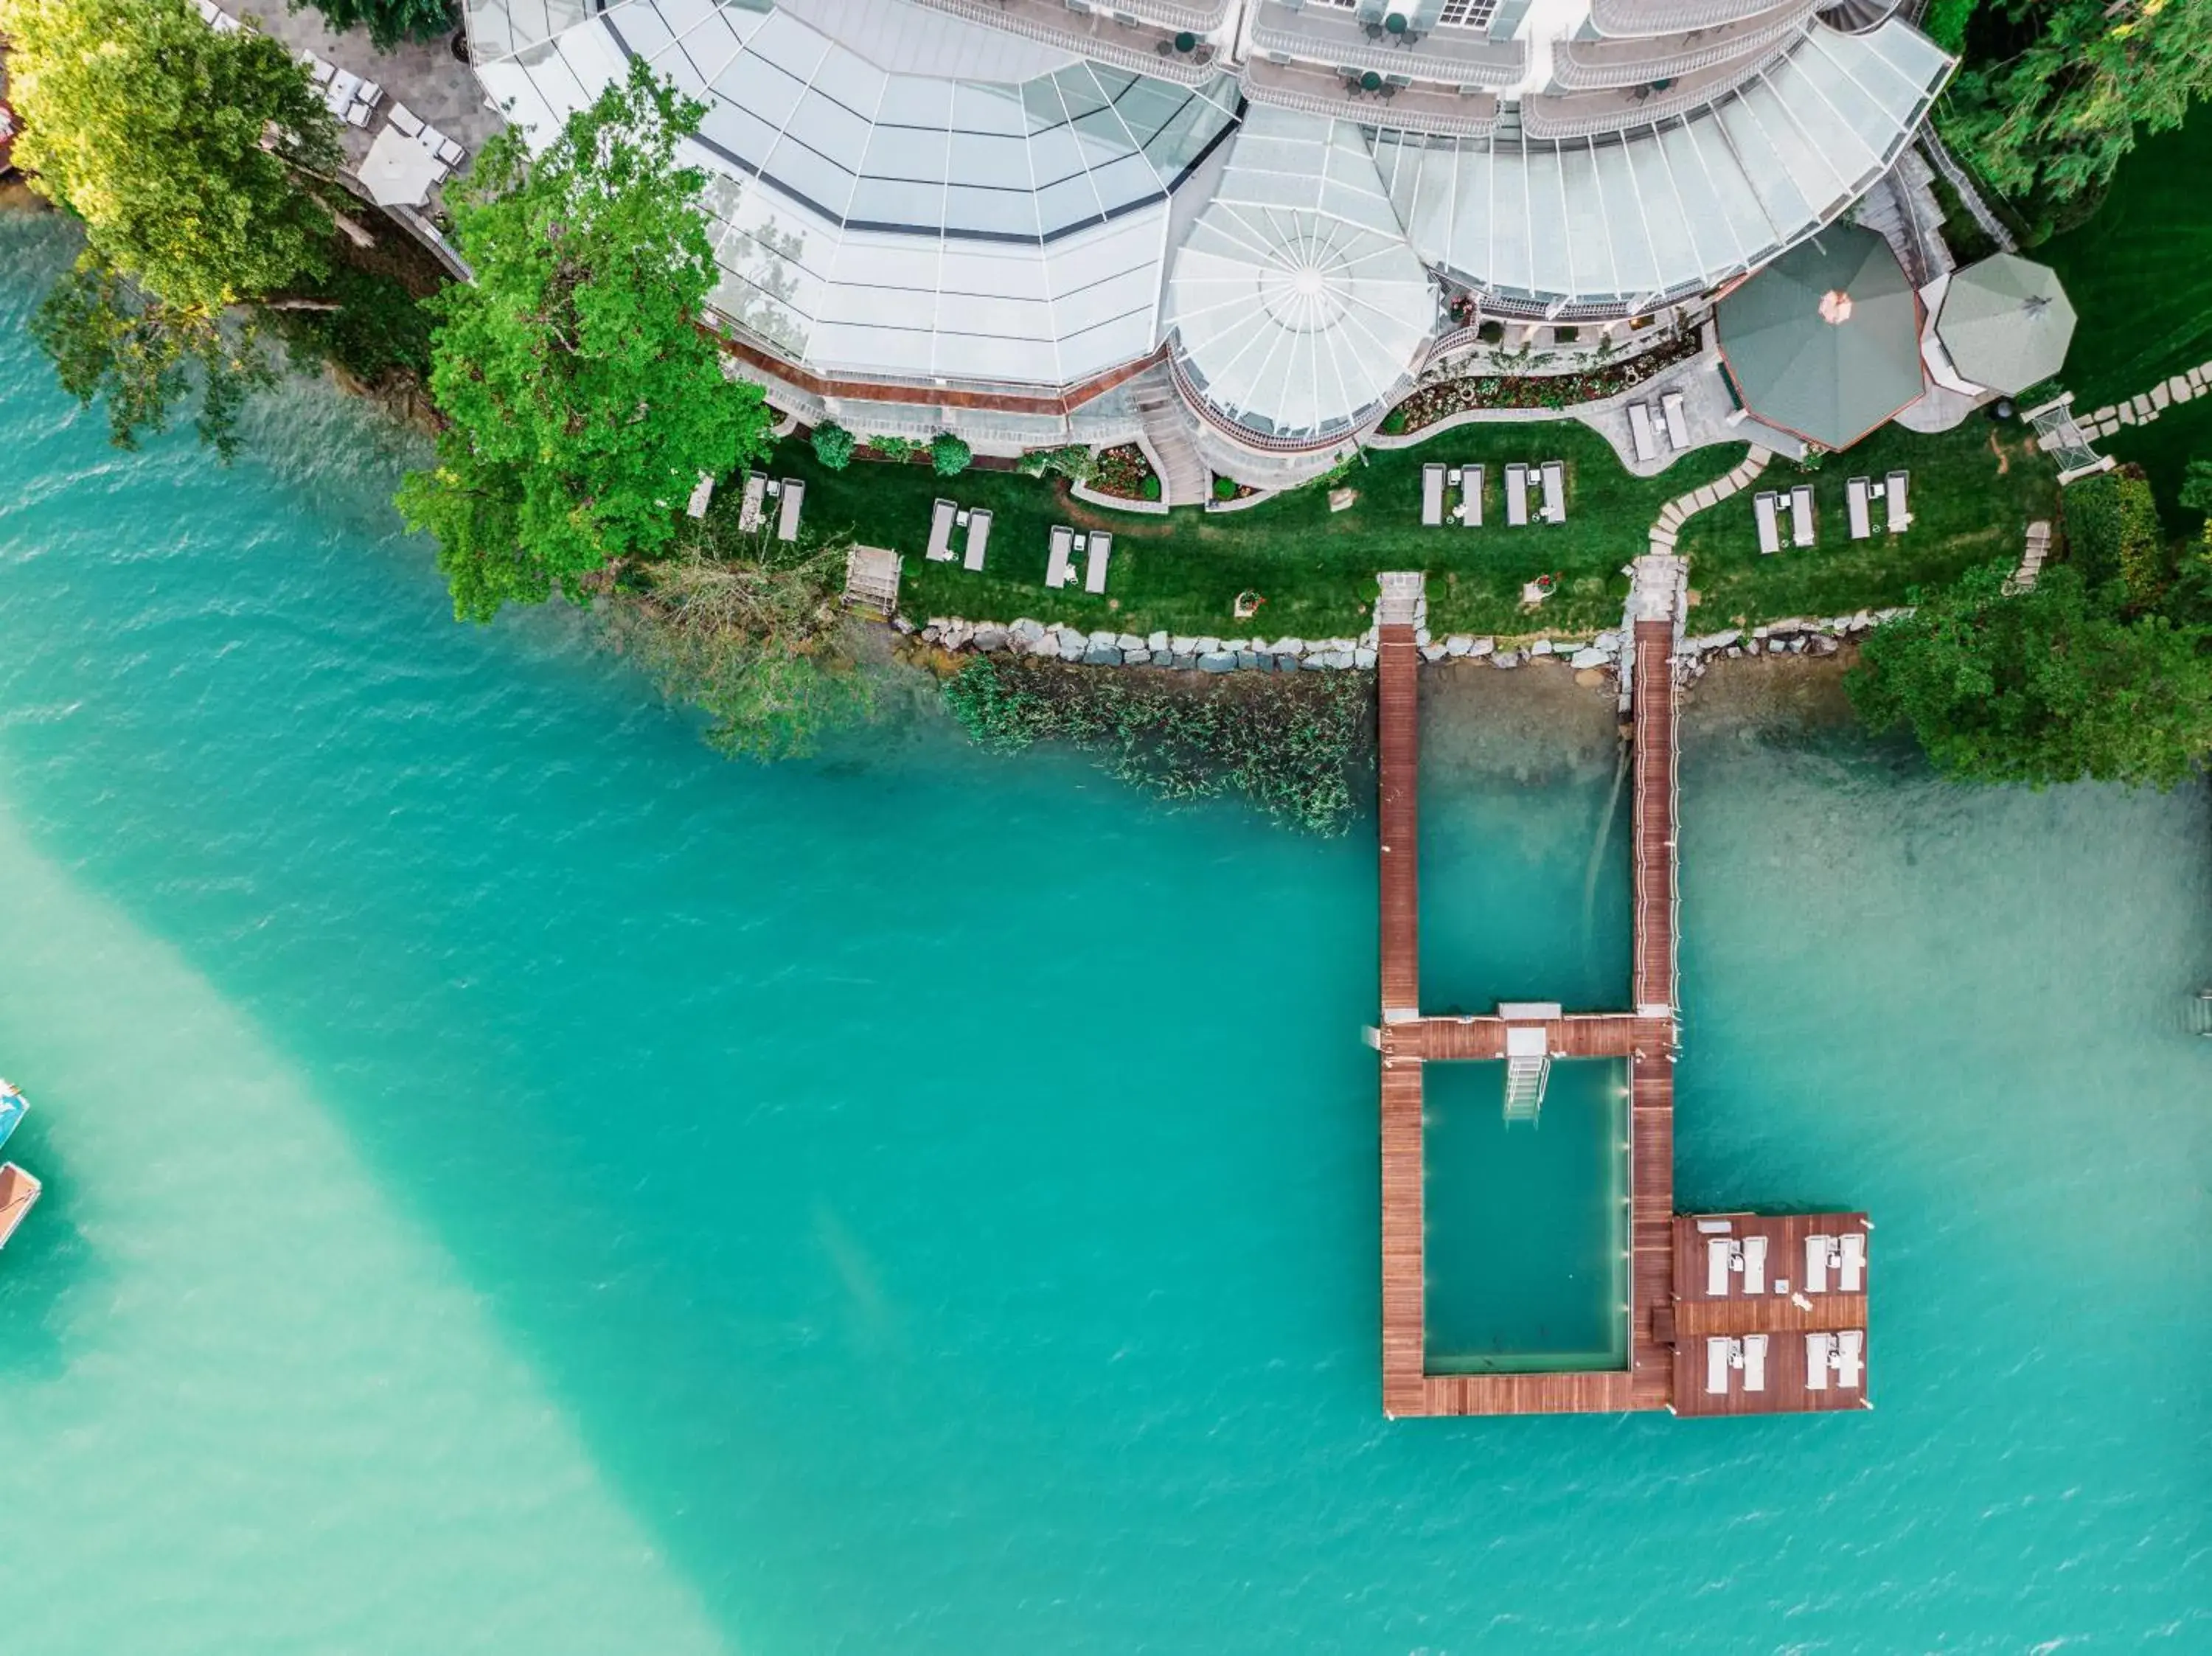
[1248,1,1525,86]
[1238,58,1499,137]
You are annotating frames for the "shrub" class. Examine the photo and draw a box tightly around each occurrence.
[1141,473,1161,501]
[810,420,855,470]
[869,434,919,462]
[2065,467,2167,608]
[931,431,973,476]
[1213,475,1238,501]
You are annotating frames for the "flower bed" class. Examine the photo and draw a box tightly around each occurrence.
[1380,330,1705,435]
[1092,442,1161,502]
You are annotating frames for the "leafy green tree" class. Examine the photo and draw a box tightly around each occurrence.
[292,0,452,52]
[397,60,772,622]
[2063,467,2167,608]
[1,0,343,449]
[2177,459,2212,515]
[1848,561,2212,789]
[1939,0,2212,216]
[931,431,972,476]
[810,421,855,471]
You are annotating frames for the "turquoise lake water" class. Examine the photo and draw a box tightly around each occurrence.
[1,210,2210,1652]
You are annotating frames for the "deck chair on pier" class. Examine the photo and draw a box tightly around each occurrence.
[1742,1234,1769,1295]
[1846,477,1872,540]
[1084,532,1113,595]
[1742,1334,1769,1393]
[1422,464,1445,526]
[925,498,958,562]
[1506,463,1530,526]
[1046,526,1075,589]
[1705,1337,1734,1395]
[1804,1233,1833,1293]
[1838,1231,1865,1293]
[1540,461,1566,523]
[1790,484,1816,548]
[963,509,992,571]
[1804,1333,1834,1391]
[1754,491,1781,555]
[1834,1329,1865,1389]
[1708,1237,1735,1295]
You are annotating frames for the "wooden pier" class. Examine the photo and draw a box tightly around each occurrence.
[1372,566,1865,1419]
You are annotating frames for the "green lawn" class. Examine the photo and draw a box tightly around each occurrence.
[1674,418,2059,625]
[765,422,1745,641]
[2039,113,2212,408]
[2095,390,2212,536]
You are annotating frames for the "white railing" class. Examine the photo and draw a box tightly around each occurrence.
[1237,60,1500,137]
[1590,0,1805,36]
[1552,1,1815,90]
[905,0,1219,86]
[1520,45,1794,140]
[1248,1,1526,86]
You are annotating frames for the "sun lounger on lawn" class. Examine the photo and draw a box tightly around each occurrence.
[1742,1234,1768,1295]
[1707,1237,1734,1295]
[1506,463,1529,526]
[1804,1234,1832,1293]
[1085,531,1112,595]
[1705,1337,1733,1395]
[1046,525,1075,589]
[685,471,715,519]
[963,508,991,571]
[1742,1334,1769,1393]
[1790,484,1815,548]
[1627,402,1658,465]
[925,497,958,562]
[1662,390,1689,450]
[1422,464,1445,526]
[1834,1329,1865,1389]
[775,479,804,541]
[1540,461,1565,523]
[1755,490,1781,555]
[1804,1333,1834,1391]
[1838,1231,1865,1293]
[1847,476,1872,540]
[1885,470,1912,532]
[737,473,765,532]
[1459,465,1483,526]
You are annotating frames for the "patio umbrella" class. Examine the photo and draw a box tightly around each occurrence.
[1933,254,2076,395]
[357,124,442,208]
[1716,223,1925,450]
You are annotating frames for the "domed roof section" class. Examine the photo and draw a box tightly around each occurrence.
[1165,108,1434,442]
[1934,254,2077,396]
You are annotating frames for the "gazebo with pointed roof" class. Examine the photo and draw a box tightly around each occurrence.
[1716,224,1926,450]
[1933,254,2076,396]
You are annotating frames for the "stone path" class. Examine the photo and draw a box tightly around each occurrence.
[1644,447,1773,556]
[2073,359,2212,441]
[2005,521,2051,595]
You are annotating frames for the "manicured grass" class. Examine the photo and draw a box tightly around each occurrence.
[2095,390,2212,536]
[2039,113,2212,408]
[764,422,1745,641]
[1674,417,2059,625]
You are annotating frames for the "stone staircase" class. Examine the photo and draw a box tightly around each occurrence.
[1646,445,1773,554]
[1133,380,1211,508]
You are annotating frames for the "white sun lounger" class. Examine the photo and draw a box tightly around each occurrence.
[963,508,991,571]
[1834,1329,1865,1389]
[437,136,466,167]
[1804,1234,1833,1294]
[1084,531,1112,595]
[1755,490,1781,555]
[1742,1234,1769,1295]
[775,479,804,542]
[1540,461,1565,523]
[1804,1332,1834,1391]
[1046,525,1075,589]
[1742,1334,1769,1392]
[309,59,336,86]
[925,497,958,562]
[1790,484,1816,547]
[685,471,715,519]
[1458,465,1484,526]
[357,80,384,109]
[1662,390,1690,450]
[1506,463,1529,526]
[1838,1231,1865,1293]
[388,102,425,139]
[1422,464,1445,526]
[1707,1237,1734,1296]
[737,473,766,532]
[1885,470,1912,532]
[1705,1337,1734,1395]
[1627,402,1658,465]
[345,102,372,128]
[1847,476,1872,540]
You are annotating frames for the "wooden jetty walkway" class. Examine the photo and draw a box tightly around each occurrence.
[1371,560,1865,1419]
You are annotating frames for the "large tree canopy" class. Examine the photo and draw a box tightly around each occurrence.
[397,60,772,623]
[1848,561,2212,790]
[1939,0,2212,218]
[291,0,453,52]
[1,0,341,311]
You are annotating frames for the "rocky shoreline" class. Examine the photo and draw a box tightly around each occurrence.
[902,605,1913,686]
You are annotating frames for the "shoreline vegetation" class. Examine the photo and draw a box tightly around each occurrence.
[4,0,2208,808]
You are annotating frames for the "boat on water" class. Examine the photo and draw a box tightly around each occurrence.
[0,1163,40,1250]
[0,1078,24,1152]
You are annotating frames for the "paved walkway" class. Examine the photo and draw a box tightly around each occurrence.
[2072,358,2212,442]
[1644,448,1774,557]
